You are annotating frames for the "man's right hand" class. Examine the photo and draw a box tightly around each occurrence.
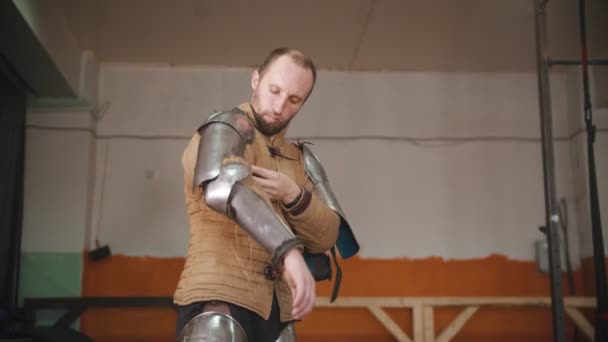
[282,249,315,320]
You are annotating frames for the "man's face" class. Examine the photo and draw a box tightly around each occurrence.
[250,55,314,137]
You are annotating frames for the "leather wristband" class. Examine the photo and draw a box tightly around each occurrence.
[265,238,303,280]
[282,189,312,216]
[283,187,303,209]
[269,238,303,267]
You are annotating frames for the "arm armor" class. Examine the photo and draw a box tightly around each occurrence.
[195,109,301,266]
[302,144,360,259]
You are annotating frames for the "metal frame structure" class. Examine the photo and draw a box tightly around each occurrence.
[533,0,608,341]
[22,296,175,330]
[533,0,566,340]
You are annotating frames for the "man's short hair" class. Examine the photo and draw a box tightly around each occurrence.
[258,48,317,100]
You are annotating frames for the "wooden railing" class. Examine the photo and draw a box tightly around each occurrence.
[23,295,596,341]
[315,296,596,342]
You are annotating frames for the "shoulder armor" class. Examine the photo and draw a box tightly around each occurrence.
[301,144,359,259]
[199,108,254,143]
[302,144,342,216]
[193,108,254,190]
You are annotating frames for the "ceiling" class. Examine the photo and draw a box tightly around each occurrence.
[52,0,606,72]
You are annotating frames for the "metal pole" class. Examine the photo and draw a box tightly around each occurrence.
[533,1,567,341]
[548,58,608,66]
[577,0,608,339]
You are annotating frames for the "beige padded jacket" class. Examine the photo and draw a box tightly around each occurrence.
[173,103,339,321]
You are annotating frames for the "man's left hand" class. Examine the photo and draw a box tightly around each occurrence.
[251,165,301,204]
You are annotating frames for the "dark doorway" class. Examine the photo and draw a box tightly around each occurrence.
[0,55,27,321]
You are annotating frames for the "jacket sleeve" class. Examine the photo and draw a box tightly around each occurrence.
[281,181,340,254]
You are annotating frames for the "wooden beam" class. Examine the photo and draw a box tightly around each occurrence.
[316,297,414,308]
[436,306,479,342]
[368,306,412,342]
[421,297,595,308]
[412,303,424,342]
[315,296,595,309]
[424,306,434,342]
[565,307,594,341]
[312,296,597,341]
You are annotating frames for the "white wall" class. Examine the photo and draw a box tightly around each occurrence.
[22,111,95,253]
[563,66,608,260]
[20,44,100,253]
[78,64,588,263]
[571,108,608,259]
[22,62,606,264]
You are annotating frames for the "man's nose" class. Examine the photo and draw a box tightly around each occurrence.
[273,96,287,114]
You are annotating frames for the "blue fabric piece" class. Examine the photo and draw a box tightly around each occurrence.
[335,217,359,259]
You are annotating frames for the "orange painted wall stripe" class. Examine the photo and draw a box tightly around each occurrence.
[81,253,589,341]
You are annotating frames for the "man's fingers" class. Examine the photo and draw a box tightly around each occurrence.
[283,250,316,320]
[252,175,269,185]
[251,165,273,178]
[252,176,276,191]
[252,176,280,200]
[289,272,305,319]
[289,277,303,319]
[292,281,304,316]
[301,277,315,318]
[292,275,316,320]
[293,288,306,319]
[250,165,263,174]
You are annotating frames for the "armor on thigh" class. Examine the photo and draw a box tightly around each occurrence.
[276,324,297,342]
[177,312,247,342]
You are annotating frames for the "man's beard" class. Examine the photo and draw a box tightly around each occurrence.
[253,111,291,137]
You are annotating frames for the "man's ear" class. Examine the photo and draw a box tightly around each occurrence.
[251,70,260,91]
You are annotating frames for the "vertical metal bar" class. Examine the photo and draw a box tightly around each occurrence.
[533,1,567,341]
[577,0,608,339]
